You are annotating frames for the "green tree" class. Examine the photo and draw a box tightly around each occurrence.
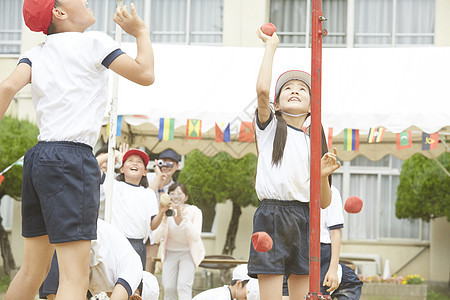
[0,116,39,275]
[178,150,258,255]
[396,153,450,222]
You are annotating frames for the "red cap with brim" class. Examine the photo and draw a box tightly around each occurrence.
[122,149,150,167]
[23,0,55,35]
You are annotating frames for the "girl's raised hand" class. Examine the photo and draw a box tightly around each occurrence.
[321,147,341,177]
[257,28,279,46]
[114,4,148,38]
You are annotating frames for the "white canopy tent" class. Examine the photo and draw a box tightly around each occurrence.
[101,44,450,161]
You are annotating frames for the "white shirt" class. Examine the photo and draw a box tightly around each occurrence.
[320,185,344,244]
[192,286,231,300]
[104,174,159,240]
[255,114,311,202]
[19,31,122,147]
[89,219,143,296]
[166,218,190,251]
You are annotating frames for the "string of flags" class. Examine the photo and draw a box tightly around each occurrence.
[328,127,439,151]
[108,116,440,151]
[0,156,24,186]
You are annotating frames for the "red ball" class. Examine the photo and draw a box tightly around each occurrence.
[344,196,363,213]
[252,231,273,252]
[260,23,277,36]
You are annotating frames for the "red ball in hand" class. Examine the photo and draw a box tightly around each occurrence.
[260,23,277,36]
[252,231,273,252]
[344,196,363,213]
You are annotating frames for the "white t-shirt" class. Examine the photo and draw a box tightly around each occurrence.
[255,113,311,202]
[320,185,344,244]
[192,286,231,300]
[19,31,123,147]
[104,174,159,240]
[89,219,143,296]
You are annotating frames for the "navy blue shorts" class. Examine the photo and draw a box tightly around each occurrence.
[332,263,363,300]
[127,238,146,270]
[39,252,59,298]
[282,243,331,296]
[22,141,100,243]
[248,199,310,278]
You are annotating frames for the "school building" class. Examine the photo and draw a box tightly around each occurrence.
[0,0,449,288]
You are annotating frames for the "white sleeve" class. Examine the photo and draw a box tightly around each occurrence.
[325,186,345,229]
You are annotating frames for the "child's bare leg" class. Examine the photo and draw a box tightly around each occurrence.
[145,243,159,274]
[55,240,91,300]
[109,284,129,300]
[5,236,55,300]
[287,274,309,300]
[258,274,283,300]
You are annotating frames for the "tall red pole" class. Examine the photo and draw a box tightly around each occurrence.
[308,0,329,299]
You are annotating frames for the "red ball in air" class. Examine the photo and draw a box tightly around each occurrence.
[252,231,273,252]
[260,23,277,36]
[344,196,363,213]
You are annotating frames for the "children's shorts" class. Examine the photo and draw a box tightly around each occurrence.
[22,141,100,243]
[248,199,310,278]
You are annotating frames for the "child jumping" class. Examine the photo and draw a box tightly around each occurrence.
[0,1,155,299]
[247,28,340,300]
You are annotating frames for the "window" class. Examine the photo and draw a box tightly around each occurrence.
[333,155,430,241]
[0,0,22,54]
[89,0,223,45]
[270,0,435,47]
[354,0,435,46]
[270,0,348,47]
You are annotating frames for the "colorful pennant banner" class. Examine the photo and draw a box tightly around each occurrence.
[238,121,254,143]
[367,127,385,144]
[186,119,202,140]
[396,131,412,150]
[158,118,175,141]
[343,129,359,151]
[215,122,231,143]
[422,132,439,150]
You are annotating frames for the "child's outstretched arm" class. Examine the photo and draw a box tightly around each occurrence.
[109,4,155,86]
[320,148,341,208]
[0,63,31,121]
[256,28,279,124]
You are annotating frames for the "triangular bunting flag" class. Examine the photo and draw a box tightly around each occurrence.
[158,118,175,141]
[186,119,202,140]
[0,174,4,186]
[14,156,24,167]
[238,121,254,143]
[343,129,359,151]
[396,131,412,150]
[367,127,385,143]
[422,132,439,150]
[215,122,231,143]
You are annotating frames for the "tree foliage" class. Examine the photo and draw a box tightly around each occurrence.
[178,150,258,254]
[178,150,258,206]
[396,153,450,222]
[0,116,39,199]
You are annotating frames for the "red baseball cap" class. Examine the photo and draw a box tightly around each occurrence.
[23,0,56,35]
[122,149,150,167]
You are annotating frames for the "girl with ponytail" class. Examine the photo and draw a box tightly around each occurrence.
[247,27,341,300]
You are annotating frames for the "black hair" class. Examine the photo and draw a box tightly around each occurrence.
[168,182,188,196]
[230,279,250,287]
[95,145,108,158]
[47,0,60,35]
[270,82,332,185]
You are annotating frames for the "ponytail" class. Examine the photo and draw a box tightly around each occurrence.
[272,110,288,166]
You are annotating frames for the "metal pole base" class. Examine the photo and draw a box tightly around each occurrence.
[306,293,332,300]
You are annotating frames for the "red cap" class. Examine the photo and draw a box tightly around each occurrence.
[23,0,56,35]
[122,149,150,167]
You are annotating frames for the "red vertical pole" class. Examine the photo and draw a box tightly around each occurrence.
[308,0,328,299]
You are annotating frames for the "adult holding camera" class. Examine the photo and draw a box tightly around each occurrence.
[153,183,205,300]
[146,149,181,273]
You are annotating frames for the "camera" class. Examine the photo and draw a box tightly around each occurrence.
[165,208,177,217]
[157,160,174,169]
